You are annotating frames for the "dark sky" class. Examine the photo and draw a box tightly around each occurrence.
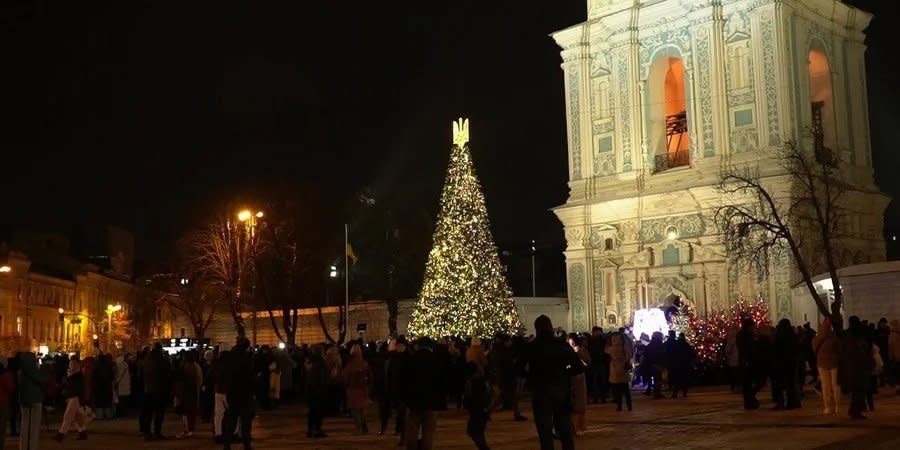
[1,1,897,279]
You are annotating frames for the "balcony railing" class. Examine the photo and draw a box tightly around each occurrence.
[654,150,690,173]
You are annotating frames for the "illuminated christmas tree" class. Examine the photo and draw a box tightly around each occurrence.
[407,118,521,338]
[690,292,771,363]
[669,302,697,344]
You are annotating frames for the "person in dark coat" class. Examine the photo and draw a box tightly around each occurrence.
[222,338,256,450]
[736,317,760,410]
[385,336,409,445]
[772,319,801,410]
[841,316,874,419]
[670,333,694,398]
[588,327,608,403]
[370,343,390,434]
[140,343,171,440]
[93,354,116,419]
[464,359,491,450]
[401,337,444,450]
[642,332,667,399]
[304,345,329,438]
[515,315,582,450]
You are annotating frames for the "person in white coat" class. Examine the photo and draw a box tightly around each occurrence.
[115,355,131,417]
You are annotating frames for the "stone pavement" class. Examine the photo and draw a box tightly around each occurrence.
[8,386,900,449]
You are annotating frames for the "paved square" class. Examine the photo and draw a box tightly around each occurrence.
[11,387,900,449]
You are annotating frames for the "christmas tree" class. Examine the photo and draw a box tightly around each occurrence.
[407,118,522,338]
[690,292,771,363]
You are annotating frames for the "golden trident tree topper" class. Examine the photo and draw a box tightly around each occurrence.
[452,117,469,148]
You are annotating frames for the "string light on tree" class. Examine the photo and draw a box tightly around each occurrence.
[688,292,771,363]
[407,118,522,338]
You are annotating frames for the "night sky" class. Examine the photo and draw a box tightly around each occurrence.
[1,1,897,289]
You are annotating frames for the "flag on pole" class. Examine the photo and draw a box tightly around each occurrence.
[346,243,359,265]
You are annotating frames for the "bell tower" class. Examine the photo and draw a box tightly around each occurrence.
[553,0,887,331]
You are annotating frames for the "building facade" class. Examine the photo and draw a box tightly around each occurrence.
[0,251,135,354]
[552,0,888,331]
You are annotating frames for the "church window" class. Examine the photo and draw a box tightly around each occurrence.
[662,244,680,266]
[808,49,836,163]
[649,56,690,172]
[604,238,614,250]
[728,45,751,90]
[594,80,611,119]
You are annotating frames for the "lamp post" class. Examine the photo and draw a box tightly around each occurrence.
[237,208,264,345]
[531,240,537,297]
[106,303,122,353]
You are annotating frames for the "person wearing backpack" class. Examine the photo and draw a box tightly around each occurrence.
[465,347,491,450]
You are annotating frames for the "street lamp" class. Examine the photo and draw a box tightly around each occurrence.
[0,265,11,273]
[106,303,122,353]
[236,208,263,345]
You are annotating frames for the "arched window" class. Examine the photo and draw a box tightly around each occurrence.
[604,238,614,251]
[649,55,690,172]
[808,49,836,160]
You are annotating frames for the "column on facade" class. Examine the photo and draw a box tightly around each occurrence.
[707,2,729,158]
[559,28,592,182]
[844,39,870,168]
[562,211,593,332]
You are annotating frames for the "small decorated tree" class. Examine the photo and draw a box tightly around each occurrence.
[690,293,771,364]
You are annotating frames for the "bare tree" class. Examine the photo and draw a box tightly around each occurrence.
[186,217,260,337]
[715,140,849,327]
[316,302,347,345]
[255,219,303,346]
[156,275,222,345]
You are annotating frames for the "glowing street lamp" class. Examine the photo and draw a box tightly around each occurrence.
[0,265,11,273]
[106,303,122,353]
[237,210,253,222]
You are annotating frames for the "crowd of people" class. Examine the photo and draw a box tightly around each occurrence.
[733,315,898,419]
[0,313,899,449]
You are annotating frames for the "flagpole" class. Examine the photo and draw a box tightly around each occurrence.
[344,223,350,336]
[531,239,537,297]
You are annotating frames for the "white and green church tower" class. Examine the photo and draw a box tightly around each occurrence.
[553,0,888,331]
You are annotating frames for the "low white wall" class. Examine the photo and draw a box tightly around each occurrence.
[172,297,570,345]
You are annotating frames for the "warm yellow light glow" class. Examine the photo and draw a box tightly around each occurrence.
[238,210,253,222]
[452,117,470,148]
[107,303,122,313]
[58,308,65,314]
[92,334,99,340]
[0,265,10,273]
[255,211,264,218]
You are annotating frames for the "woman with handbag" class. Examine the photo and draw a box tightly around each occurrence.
[54,360,89,441]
